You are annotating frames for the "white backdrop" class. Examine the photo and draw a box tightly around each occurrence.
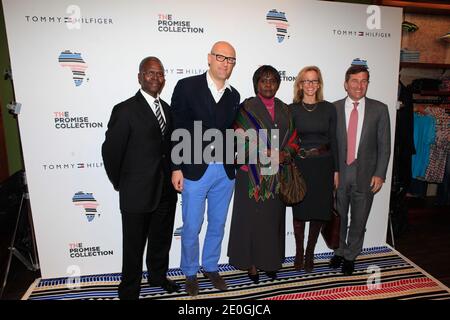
[2,0,402,279]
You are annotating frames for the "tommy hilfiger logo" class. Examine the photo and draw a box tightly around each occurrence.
[332,29,391,38]
[42,163,103,170]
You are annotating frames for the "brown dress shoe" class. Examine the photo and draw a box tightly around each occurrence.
[203,271,228,291]
[185,276,199,296]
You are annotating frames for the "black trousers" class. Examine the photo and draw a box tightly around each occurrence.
[118,175,177,300]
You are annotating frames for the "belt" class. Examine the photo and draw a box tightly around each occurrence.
[298,144,330,159]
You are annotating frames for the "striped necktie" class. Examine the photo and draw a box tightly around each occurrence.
[154,99,166,134]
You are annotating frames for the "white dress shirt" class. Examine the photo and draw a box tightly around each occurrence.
[140,89,166,122]
[345,96,365,159]
[206,70,232,103]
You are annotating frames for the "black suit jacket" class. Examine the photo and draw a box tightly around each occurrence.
[170,73,241,180]
[102,91,176,213]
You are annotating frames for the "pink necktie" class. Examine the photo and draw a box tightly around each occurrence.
[347,102,359,165]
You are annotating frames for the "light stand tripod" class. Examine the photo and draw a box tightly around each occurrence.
[0,101,40,299]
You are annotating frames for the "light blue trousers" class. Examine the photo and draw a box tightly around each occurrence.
[180,164,235,276]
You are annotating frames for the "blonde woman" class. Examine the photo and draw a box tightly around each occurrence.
[289,66,339,272]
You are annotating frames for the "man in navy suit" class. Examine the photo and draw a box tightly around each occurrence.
[102,57,179,299]
[171,41,240,296]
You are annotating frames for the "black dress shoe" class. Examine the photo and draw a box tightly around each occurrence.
[329,255,344,269]
[149,278,180,293]
[248,272,259,284]
[341,259,355,276]
[265,271,277,280]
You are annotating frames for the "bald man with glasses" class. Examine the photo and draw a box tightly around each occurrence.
[171,41,240,296]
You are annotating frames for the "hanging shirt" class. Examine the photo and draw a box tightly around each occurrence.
[412,113,436,179]
[424,107,450,183]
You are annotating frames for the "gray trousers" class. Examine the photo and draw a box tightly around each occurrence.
[335,162,374,261]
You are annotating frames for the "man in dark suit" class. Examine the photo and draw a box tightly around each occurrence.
[329,65,391,276]
[102,56,179,299]
[171,41,240,296]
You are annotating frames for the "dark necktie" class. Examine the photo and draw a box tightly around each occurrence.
[154,99,166,134]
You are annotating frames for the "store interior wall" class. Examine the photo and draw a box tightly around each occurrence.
[399,11,450,196]
[401,12,450,85]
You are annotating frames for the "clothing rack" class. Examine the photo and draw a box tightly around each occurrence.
[412,98,448,104]
[412,91,450,113]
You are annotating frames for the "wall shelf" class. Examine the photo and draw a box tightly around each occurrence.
[419,90,450,96]
[400,62,450,70]
[378,0,450,15]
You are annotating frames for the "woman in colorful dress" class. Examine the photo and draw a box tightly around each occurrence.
[228,65,298,283]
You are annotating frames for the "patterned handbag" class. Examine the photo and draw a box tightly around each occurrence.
[279,160,307,205]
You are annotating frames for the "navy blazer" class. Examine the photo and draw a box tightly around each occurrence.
[170,73,241,180]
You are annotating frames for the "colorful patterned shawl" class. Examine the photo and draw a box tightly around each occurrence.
[234,97,298,201]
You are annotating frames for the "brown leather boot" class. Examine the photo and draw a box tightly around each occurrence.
[304,221,323,273]
[293,219,305,271]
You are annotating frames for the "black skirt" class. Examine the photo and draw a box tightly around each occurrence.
[291,155,334,221]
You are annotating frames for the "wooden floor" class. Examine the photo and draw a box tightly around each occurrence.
[1,197,449,300]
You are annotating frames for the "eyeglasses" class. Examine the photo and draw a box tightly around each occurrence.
[301,80,319,85]
[210,53,236,64]
[142,70,165,78]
